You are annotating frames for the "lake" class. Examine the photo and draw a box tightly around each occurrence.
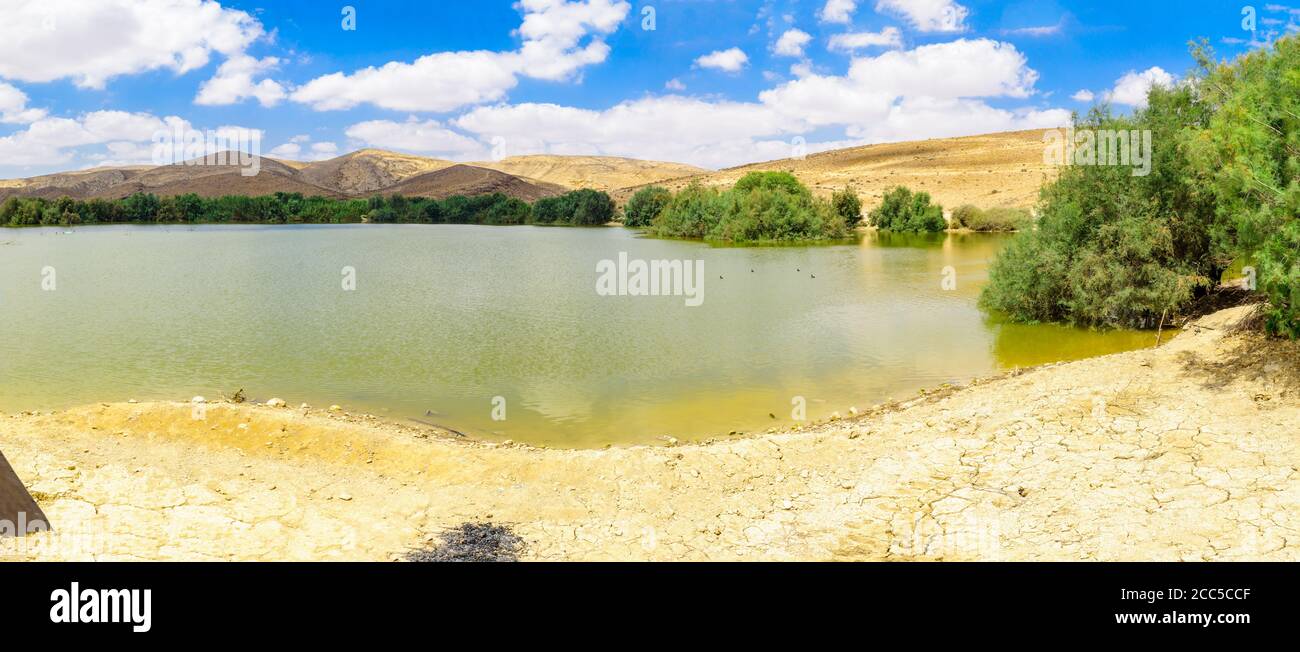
[0,224,1156,447]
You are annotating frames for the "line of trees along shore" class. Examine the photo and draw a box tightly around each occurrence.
[982,36,1300,337]
[0,189,617,228]
[624,171,862,243]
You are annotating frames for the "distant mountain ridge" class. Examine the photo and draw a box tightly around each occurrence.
[1,131,1054,209]
[0,149,706,204]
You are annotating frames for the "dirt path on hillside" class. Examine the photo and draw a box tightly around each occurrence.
[2,305,1297,561]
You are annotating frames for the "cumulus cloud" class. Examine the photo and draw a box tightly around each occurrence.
[440,39,1066,169]
[268,135,340,161]
[875,0,969,33]
[453,97,800,168]
[828,27,904,52]
[763,39,1040,122]
[0,82,47,124]
[345,119,487,158]
[292,0,631,113]
[819,0,858,24]
[1104,67,1175,107]
[774,29,813,57]
[0,110,263,169]
[195,55,287,107]
[1071,89,1095,102]
[0,0,266,90]
[695,48,750,72]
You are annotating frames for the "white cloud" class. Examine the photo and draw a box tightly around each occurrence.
[665,78,686,91]
[268,136,340,161]
[0,0,265,90]
[345,119,487,157]
[774,29,813,57]
[0,111,263,169]
[819,0,858,24]
[875,0,969,33]
[1002,20,1066,37]
[454,97,799,168]
[695,48,750,72]
[763,39,1039,123]
[1105,66,1175,107]
[849,97,1069,142]
[195,55,287,107]
[1071,89,1095,102]
[292,0,631,113]
[444,39,1064,169]
[291,51,520,113]
[0,82,47,124]
[828,27,904,52]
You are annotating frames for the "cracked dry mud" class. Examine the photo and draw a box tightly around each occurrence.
[2,305,1296,561]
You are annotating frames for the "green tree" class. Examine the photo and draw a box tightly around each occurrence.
[831,187,863,228]
[623,186,672,228]
[869,187,945,233]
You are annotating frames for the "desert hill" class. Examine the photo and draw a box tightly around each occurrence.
[476,155,706,193]
[1,131,1056,209]
[0,153,555,203]
[297,149,458,195]
[613,130,1055,210]
[385,164,566,201]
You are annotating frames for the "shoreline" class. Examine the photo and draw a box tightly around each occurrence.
[3,304,1298,561]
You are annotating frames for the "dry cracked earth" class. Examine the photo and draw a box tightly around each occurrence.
[1,305,1297,562]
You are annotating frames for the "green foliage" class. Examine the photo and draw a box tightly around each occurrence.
[980,84,1218,329]
[0,189,623,229]
[1185,37,1300,337]
[869,186,946,233]
[651,182,727,239]
[528,189,616,226]
[732,171,811,199]
[649,172,849,243]
[831,187,863,228]
[952,205,1033,232]
[622,186,672,228]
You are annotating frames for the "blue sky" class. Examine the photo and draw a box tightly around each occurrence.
[0,0,1294,177]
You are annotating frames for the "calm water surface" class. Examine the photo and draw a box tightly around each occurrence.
[0,225,1155,447]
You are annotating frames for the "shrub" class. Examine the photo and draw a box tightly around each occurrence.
[652,182,726,239]
[622,186,672,228]
[869,186,946,233]
[831,187,863,228]
[980,88,1217,329]
[650,173,849,243]
[953,205,1033,232]
[1186,38,1300,337]
[566,189,617,226]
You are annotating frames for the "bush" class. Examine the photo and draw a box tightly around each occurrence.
[652,182,726,239]
[869,186,946,233]
[649,172,849,243]
[1187,38,1300,337]
[566,189,617,226]
[980,87,1217,329]
[831,187,863,228]
[953,205,1033,232]
[622,186,672,228]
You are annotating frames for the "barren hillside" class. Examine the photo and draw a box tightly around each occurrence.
[614,130,1056,210]
[477,155,706,193]
[384,164,566,201]
[297,149,457,195]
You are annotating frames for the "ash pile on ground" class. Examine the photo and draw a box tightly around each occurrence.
[406,522,524,562]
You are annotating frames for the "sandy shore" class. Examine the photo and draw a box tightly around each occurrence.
[2,304,1297,561]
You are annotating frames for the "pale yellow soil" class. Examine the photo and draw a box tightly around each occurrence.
[476,155,707,193]
[614,130,1057,211]
[2,305,1297,562]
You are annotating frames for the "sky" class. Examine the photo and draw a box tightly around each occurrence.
[0,0,1295,177]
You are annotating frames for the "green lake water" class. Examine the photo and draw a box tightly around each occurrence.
[0,225,1157,447]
